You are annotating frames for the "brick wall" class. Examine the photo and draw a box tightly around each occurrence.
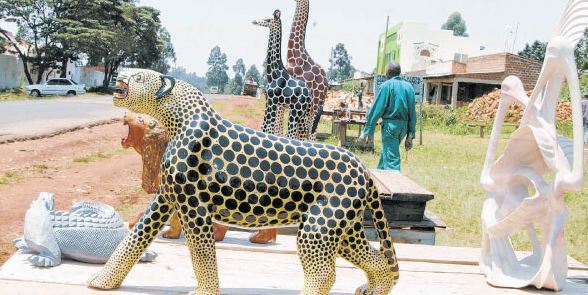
[505,54,543,90]
[452,61,467,74]
[457,72,506,82]
[466,53,508,73]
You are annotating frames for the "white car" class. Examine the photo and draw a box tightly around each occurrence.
[25,78,86,97]
[209,86,219,94]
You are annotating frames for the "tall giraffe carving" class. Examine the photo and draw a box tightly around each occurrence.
[255,9,312,141]
[286,0,329,141]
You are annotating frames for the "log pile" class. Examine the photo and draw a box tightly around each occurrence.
[324,90,374,110]
[463,89,573,122]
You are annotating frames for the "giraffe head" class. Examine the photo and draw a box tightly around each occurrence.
[252,9,281,29]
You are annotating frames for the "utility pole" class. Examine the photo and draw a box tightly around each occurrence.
[511,22,520,53]
[328,46,334,82]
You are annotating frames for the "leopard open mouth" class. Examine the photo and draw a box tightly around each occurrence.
[114,80,128,99]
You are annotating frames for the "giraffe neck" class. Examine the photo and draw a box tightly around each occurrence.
[290,0,309,49]
[266,20,285,84]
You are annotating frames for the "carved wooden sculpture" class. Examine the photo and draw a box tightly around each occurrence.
[479,0,586,290]
[87,68,399,295]
[256,10,312,141]
[286,0,329,141]
[122,112,274,243]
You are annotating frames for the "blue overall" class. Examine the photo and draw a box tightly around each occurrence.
[364,76,417,170]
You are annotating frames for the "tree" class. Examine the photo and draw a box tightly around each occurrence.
[151,27,176,74]
[0,0,62,84]
[169,66,207,90]
[574,28,588,74]
[245,65,261,84]
[225,75,243,95]
[518,40,547,62]
[329,43,354,81]
[232,58,246,80]
[86,2,165,90]
[441,12,468,37]
[205,46,229,92]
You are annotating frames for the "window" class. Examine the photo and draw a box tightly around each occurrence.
[420,50,431,57]
[47,79,59,85]
[70,80,78,85]
[58,79,72,85]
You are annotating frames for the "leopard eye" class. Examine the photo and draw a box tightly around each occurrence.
[134,73,144,83]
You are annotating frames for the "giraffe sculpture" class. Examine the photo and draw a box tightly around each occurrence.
[285,0,329,141]
[256,9,312,141]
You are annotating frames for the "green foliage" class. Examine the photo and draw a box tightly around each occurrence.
[560,74,588,101]
[151,27,176,74]
[575,28,588,73]
[232,58,246,81]
[518,40,547,62]
[245,64,261,85]
[225,74,243,95]
[205,46,229,92]
[441,12,468,37]
[329,43,354,82]
[341,80,368,93]
[169,66,207,91]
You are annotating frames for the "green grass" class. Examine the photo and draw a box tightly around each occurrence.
[71,148,131,165]
[0,171,23,186]
[220,100,588,265]
[29,164,49,172]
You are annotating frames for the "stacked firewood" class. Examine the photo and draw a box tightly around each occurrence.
[463,89,573,122]
[324,90,374,110]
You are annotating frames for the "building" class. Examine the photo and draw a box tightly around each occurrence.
[376,22,485,74]
[423,52,543,107]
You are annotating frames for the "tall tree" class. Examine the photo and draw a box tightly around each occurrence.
[205,46,229,92]
[86,2,164,90]
[329,43,354,81]
[151,27,176,74]
[574,28,588,74]
[0,0,61,84]
[518,40,547,62]
[245,64,261,84]
[441,12,468,37]
[232,58,246,79]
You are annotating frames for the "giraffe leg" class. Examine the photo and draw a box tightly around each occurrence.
[274,105,284,137]
[182,208,221,295]
[339,222,398,295]
[87,195,171,289]
[286,108,300,140]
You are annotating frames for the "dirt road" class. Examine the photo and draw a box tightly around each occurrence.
[0,96,263,266]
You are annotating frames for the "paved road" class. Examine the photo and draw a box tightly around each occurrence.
[0,94,226,143]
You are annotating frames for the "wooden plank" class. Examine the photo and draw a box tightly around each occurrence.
[369,169,434,202]
[2,237,587,295]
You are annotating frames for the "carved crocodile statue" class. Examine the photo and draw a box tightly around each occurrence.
[13,192,157,267]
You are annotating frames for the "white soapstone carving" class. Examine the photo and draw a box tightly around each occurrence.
[479,0,586,291]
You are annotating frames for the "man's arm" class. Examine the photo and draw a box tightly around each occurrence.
[363,83,389,137]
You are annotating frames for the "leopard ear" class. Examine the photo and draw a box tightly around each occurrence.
[274,9,281,19]
[156,75,175,99]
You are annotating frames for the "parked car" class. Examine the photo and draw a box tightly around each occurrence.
[25,78,86,97]
[107,81,117,94]
[209,86,219,94]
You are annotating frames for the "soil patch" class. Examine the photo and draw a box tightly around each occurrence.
[0,96,263,266]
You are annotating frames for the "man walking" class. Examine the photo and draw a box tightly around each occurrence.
[359,62,416,170]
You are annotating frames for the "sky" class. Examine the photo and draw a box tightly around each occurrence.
[0,0,570,77]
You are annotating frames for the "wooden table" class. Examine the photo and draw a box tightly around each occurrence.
[317,108,367,140]
[365,169,446,245]
[334,118,374,151]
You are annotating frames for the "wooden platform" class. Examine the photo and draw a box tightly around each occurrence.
[1,231,587,294]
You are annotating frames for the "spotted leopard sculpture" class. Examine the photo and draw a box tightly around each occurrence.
[255,10,312,141]
[87,68,399,295]
[13,192,156,267]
